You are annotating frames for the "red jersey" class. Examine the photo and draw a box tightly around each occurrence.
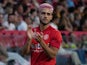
[31,25,62,65]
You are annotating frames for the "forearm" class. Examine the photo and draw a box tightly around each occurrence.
[39,40,58,58]
[21,39,32,55]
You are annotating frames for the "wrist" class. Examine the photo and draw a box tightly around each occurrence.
[27,38,32,43]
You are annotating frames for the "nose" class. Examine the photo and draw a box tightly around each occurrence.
[44,13,48,18]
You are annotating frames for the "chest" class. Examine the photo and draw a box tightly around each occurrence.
[31,31,51,52]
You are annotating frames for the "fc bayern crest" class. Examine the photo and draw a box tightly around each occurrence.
[43,34,49,40]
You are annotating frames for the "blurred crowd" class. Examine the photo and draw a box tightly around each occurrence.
[0,0,87,31]
[0,0,87,65]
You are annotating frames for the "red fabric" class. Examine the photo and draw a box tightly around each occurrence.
[0,30,86,48]
[0,30,27,48]
[31,26,62,65]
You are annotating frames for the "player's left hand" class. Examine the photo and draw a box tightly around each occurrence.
[34,32,44,43]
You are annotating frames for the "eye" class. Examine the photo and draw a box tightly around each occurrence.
[41,12,52,16]
[47,13,51,16]
[41,12,46,15]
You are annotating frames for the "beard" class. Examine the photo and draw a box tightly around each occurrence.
[40,21,50,25]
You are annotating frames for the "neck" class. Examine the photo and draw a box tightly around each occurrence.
[40,24,49,31]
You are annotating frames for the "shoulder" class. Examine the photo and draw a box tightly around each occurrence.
[49,26,61,34]
[49,26,62,38]
[21,21,27,26]
[10,23,15,26]
[2,21,8,26]
[19,21,27,28]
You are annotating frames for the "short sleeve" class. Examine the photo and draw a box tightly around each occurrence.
[50,30,62,49]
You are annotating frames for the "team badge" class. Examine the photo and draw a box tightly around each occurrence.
[43,34,49,40]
